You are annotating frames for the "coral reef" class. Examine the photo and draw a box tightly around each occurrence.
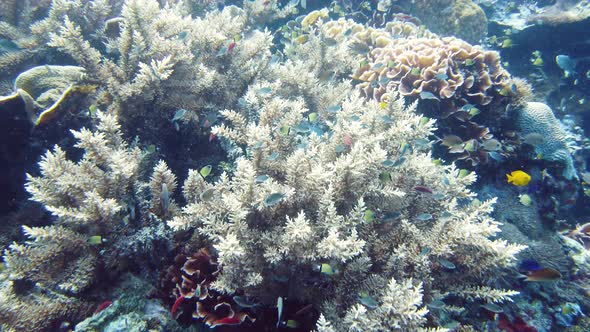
[400,0,488,44]
[168,86,525,329]
[4,1,584,331]
[513,102,577,180]
[42,0,273,139]
[1,111,171,331]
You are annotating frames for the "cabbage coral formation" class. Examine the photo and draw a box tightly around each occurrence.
[353,36,511,106]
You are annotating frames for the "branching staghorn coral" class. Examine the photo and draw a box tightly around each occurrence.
[44,0,273,130]
[1,111,173,331]
[25,111,141,224]
[167,78,525,329]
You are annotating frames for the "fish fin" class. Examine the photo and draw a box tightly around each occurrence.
[506,174,513,183]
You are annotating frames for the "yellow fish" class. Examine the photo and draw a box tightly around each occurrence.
[506,170,531,186]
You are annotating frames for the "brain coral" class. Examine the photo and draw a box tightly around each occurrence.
[515,102,577,180]
[353,37,511,107]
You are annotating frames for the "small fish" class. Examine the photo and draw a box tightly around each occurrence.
[416,213,432,221]
[314,263,335,276]
[344,134,353,147]
[488,151,503,161]
[252,141,265,149]
[264,193,285,207]
[256,175,269,183]
[359,292,379,309]
[94,300,113,315]
[410,67,421,76]
[178,31,188,40]
[373,63,384,70]
[481,303,503,313]
[258,87,273,95]
[88,104,98,116]
[498,83,517,96]
[438,211,453,222]
[391,157,406,167]
[233,296,259,308]
[519,194,532,206]
[432,193,445,200]
[308,112,318,122]
[531,57,544,66]
[160,183,170,213]
[326,105,341,113]
[419,247,431,256]
[200,165,212,178]
[209,133,216,142]
[382,159,395,167]
[364,209,375,222]
[267,152,280,161]
[435,73,448,80]
[172,109,188,122]
[170,296,185,316]
[88,235,104,245]
[277,297,284,327]
[380,115,393,123]
[438,258,456,270]
[285,320,299,328]
[419,91,439,100]
[523,133,544,146]
[482,139,501,151]
[506,170,531,186]
[441,135,463,147]
[381,212,400,223]
[501,38,513,48]
[427,300,445,310]
[200,188,215,201]
[335,145,346,153]
[465,58,475,66]
[522,268,562,282]
[414,186,433,194]
[519,259,542,272]
[555,55,577,77]
[387,60,396,68]
[280,124,291,136]
[458,169,470,178]
[226,41,236,54]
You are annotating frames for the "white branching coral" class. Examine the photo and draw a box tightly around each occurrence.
[342,278,434,332]
[149,160,178,219]
[42,0,273,121]
[170,75,524,331]
[25,111,141,224]
[3,225,96,293]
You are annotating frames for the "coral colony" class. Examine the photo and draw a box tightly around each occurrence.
[0,0,589,331]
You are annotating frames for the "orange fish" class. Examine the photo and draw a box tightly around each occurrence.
[522,268,562,282]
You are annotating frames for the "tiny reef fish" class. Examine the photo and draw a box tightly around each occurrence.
[506,170,531,186]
